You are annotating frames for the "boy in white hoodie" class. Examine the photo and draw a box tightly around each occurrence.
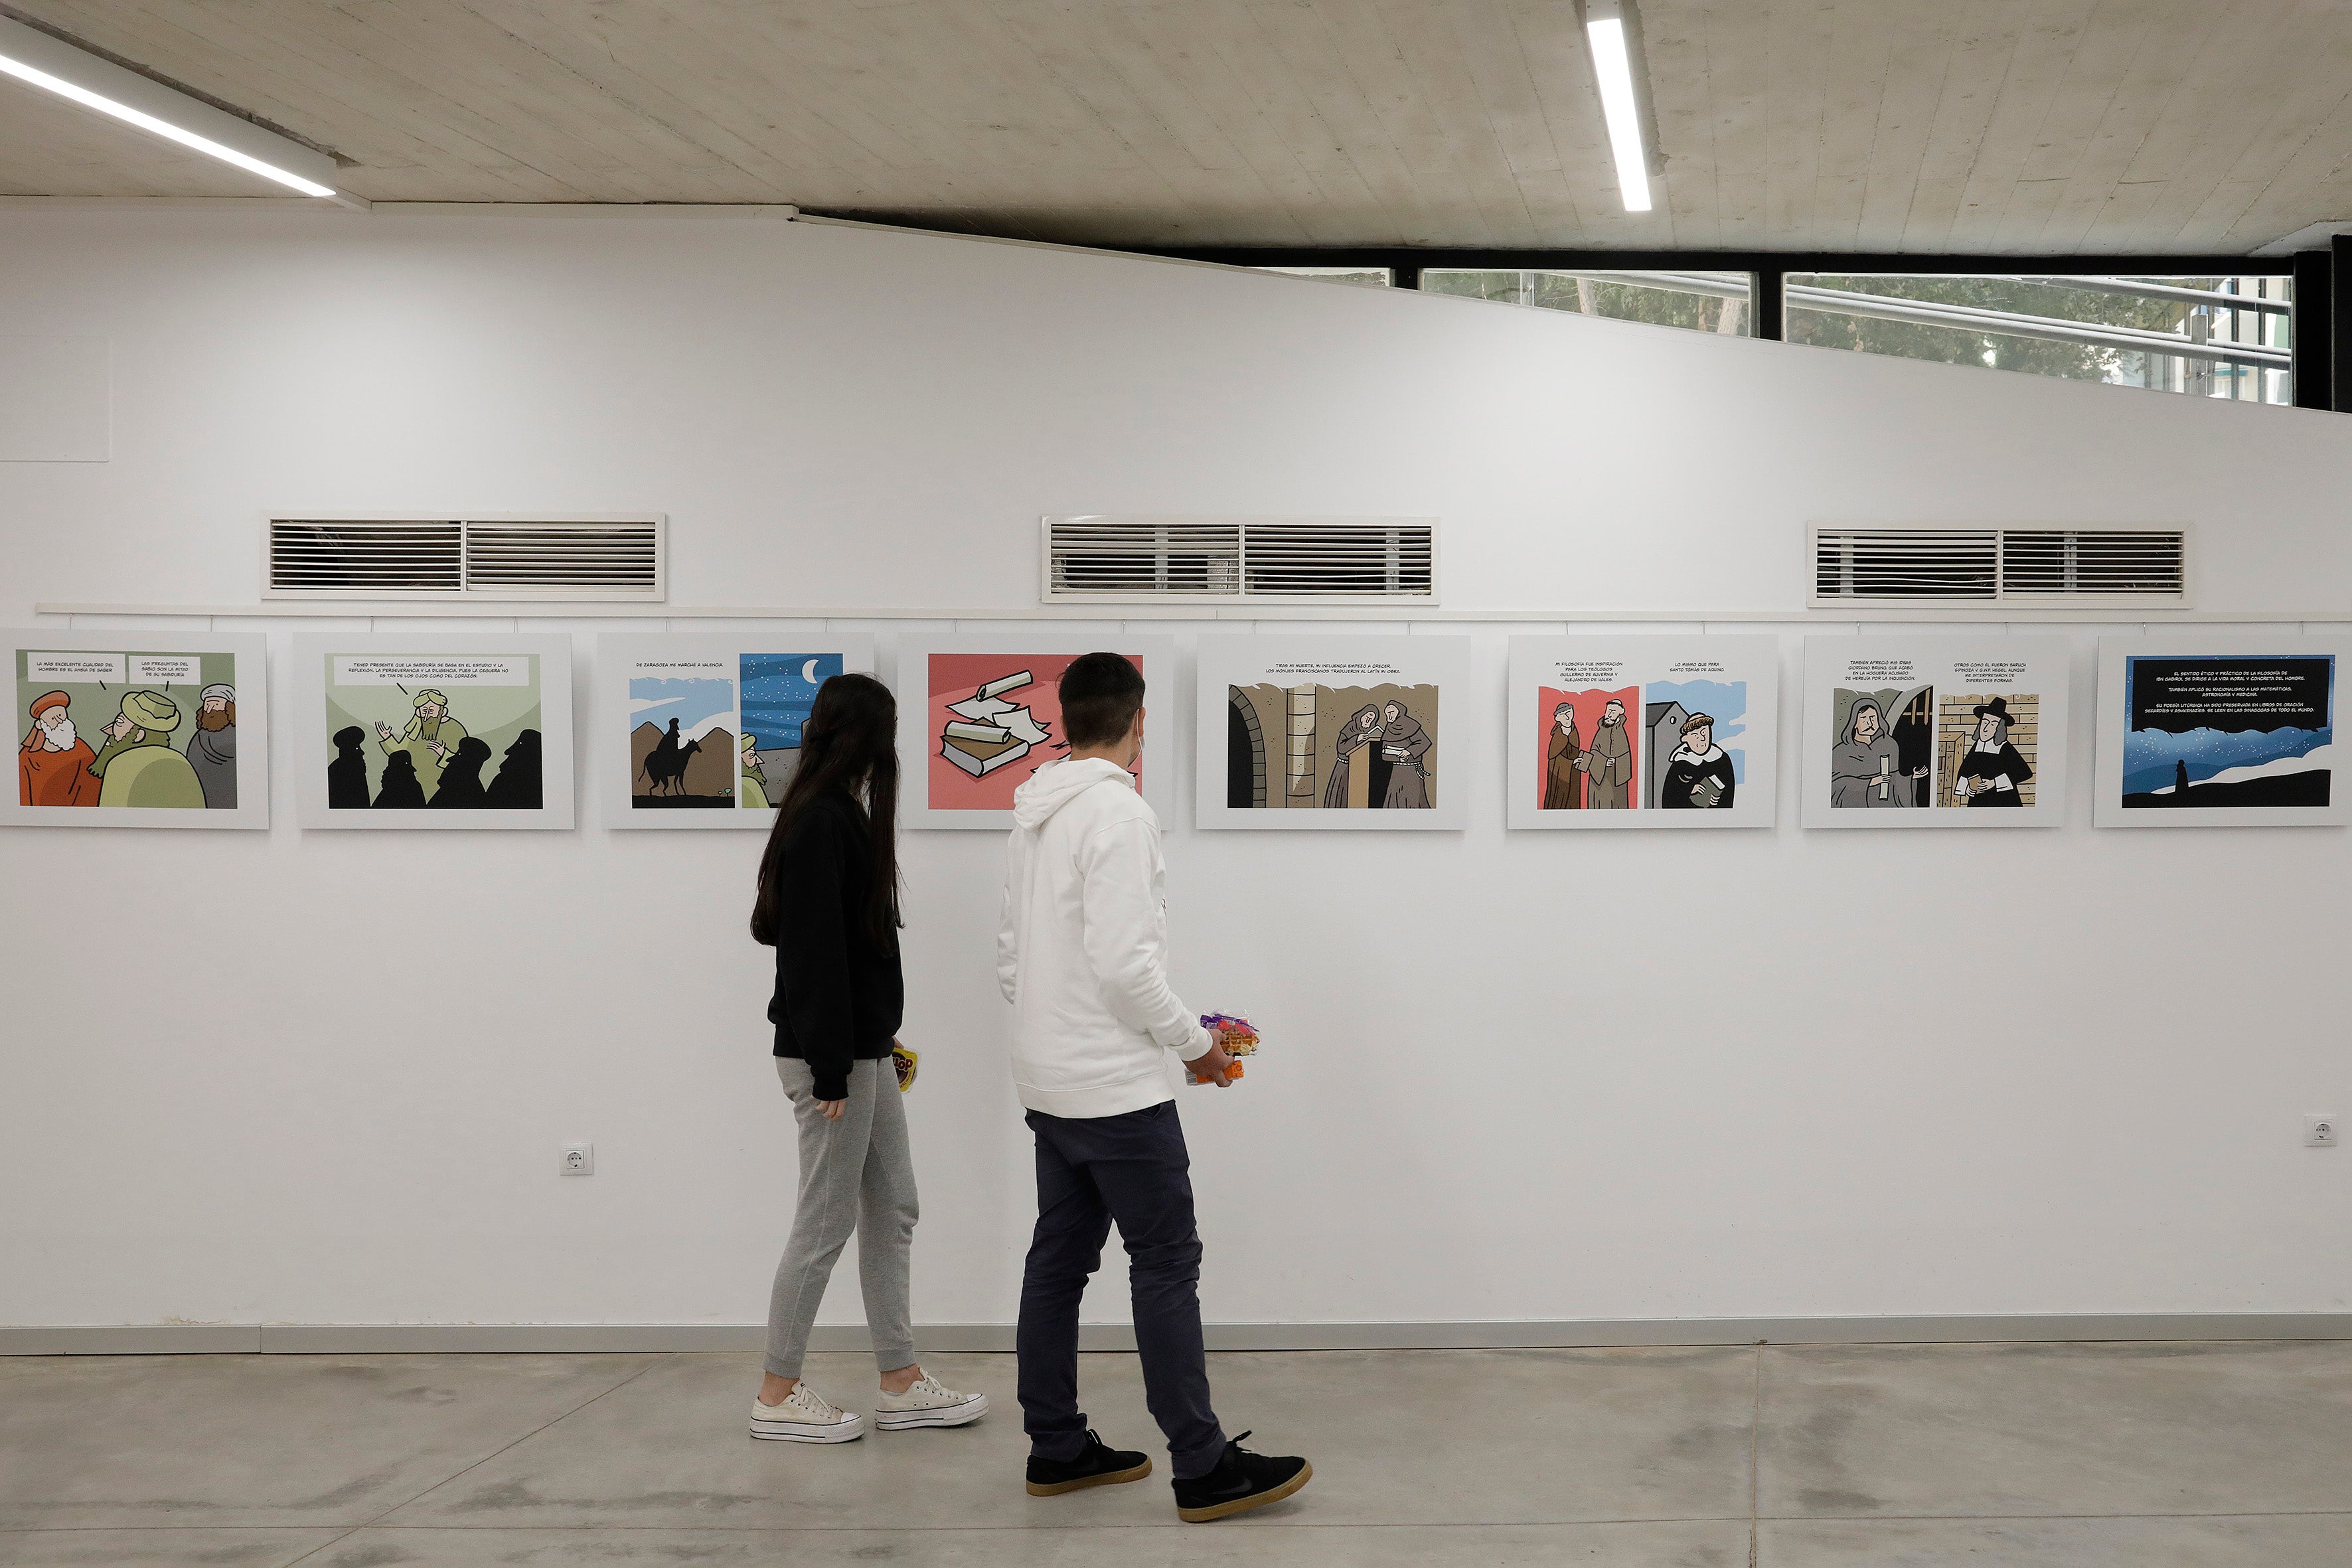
[997,653,1312,1524]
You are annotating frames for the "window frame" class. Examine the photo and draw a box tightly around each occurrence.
[1153,247,2329,410]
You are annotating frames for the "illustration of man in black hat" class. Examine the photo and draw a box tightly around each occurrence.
[1950,696,2033,808]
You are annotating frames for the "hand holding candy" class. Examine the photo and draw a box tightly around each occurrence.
[1189,1012,1259,1085]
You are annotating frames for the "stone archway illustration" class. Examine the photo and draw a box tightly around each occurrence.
[1226,685,1267,808]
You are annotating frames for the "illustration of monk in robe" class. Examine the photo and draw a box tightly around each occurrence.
[1831,696,1924,807]
[1951,696,2032,808]
[19,690,99,807]
[1323,704,1382,809]
[1543,701,1583,809]
[1581,698,1633,809]
[376,688,466,792]
[1378,698,1433,809]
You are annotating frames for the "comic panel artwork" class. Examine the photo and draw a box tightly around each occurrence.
[1804,639,2067,829]
[1224,680,1439,811]
[1535,684,1638,811]
[1198,637,1470,831]
[629,657,737,809]
[324,653,546,812]
[1828,684,1936,809]
[2121,655,2331,810]
[739,653,843,809]
[17,647,242,811]
[927,651,1142,811]
[1507,638,1777,830]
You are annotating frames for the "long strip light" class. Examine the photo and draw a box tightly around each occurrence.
[0,17,338,198]
[1585,7,1653,213]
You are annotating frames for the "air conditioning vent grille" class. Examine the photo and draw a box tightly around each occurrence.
[270,521,463,594]
[1044,517,1438,602]
[1049,522,1242,595]
[1812,526,2187,605]
[267,516,665,599]
[2000,529,2186,598]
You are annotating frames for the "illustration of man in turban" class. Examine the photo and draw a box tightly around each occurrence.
[741,732,771,809]
[19,689,99,807]
[187,682,237,809]
[1581,698,1634,809]
[375,688,467,790]
[88,690,205,808]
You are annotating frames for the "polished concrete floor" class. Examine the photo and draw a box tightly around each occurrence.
[4,1341,2351,1565]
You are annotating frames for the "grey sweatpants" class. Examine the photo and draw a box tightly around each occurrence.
[764,1056,919,1379]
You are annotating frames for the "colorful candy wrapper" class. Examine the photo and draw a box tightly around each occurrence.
[892,1044,919,1093]
[1189,1012,1259,1084]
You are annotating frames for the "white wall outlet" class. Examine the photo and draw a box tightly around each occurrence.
[2305,1117,2339,1148]
[561,1142,595,1175]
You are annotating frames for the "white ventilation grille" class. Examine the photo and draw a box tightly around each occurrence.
[267,516,665,600]
[1810,526,2188,607]
[1042,516,1438,603]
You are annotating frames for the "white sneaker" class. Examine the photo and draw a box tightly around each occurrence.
[749,1383,868,1443]
[874,1374,987,1431]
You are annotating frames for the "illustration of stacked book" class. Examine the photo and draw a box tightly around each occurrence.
[941,670,1054,777]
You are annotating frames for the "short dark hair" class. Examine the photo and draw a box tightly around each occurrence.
[1058,653,1146,748]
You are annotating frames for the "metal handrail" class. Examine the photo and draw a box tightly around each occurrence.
[1790,285,2288,370]
[1526,270,2287,370]
[1998,275,2290,315]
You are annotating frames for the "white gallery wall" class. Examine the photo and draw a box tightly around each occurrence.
[1,206,2348,1334]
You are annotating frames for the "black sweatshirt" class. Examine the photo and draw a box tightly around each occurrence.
[768,789,903,1100]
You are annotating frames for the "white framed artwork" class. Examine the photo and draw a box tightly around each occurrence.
[293,634,575,830]
[1195,635,1471,830]
[1506,636,1778,829]
[1802,637,2071,828]
[2095,637,2347,827]
[597,634,876,829]
[896,634,1177,830]
[3,629,270,829]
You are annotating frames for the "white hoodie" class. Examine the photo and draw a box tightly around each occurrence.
[998,757,1212,1119]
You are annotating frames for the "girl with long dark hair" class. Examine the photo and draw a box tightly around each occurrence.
[747,672,984,1444]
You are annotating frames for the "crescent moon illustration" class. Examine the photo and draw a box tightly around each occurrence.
[802,659,821,682]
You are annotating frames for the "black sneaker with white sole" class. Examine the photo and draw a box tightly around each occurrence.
[1172,1433,1312,1522]
[1026,1430,1153,1496]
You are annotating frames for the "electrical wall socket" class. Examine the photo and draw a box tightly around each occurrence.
[2305,1117,2339,1148]
[561,1142,595,1175]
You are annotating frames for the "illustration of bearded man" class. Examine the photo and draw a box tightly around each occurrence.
[19,690,99,807]
[1582,698,1634,809]
[88,690,205,808]
[376,688,467,788]
[187,682,237,809]
[1831,696,1924,807]
[741,732,771,809]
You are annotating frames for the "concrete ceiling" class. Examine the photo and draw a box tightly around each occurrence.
[2,1,2348,254]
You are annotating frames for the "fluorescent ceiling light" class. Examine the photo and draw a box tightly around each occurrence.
[1585,10,1653,214]
[0,15,340,199]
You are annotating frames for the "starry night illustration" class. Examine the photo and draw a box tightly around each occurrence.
[2122,655,2333,809]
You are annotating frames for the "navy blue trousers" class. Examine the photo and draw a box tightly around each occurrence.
[1017,1101,1227,1480]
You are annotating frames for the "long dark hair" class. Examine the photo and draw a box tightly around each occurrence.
[751,673,902,947]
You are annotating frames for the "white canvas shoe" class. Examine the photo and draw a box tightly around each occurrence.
[873,1374,988,1431]
[749,1383,868,1443]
